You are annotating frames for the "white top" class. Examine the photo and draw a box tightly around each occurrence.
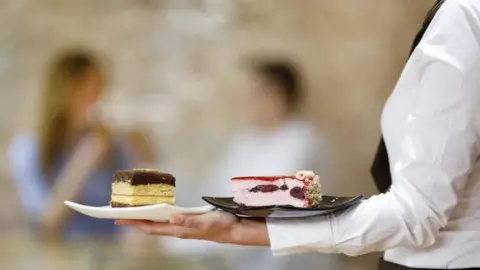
[163,119,330,269]
[267,0,480,268]
[210,119,323,190]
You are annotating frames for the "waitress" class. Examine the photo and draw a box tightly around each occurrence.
[117,0,480,269]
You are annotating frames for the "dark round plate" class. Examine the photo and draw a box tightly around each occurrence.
[202,195,364,219]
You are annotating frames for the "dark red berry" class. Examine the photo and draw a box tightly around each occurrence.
[290,187,306,200]
[249,184,279,193]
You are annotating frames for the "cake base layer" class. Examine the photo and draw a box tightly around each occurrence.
[111,202,150,207]
[111,195,175,207]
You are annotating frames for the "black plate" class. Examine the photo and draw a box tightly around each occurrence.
[202,195,364,219]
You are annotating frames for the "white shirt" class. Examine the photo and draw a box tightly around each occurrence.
[164,119,330,269]
[267,0,480,268]
[218,120,328,270]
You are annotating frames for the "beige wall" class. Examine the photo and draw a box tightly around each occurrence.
[0,1,436,269]
[0,0,434,230]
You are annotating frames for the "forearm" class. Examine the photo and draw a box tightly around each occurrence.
[232,218,271,247]
[39,173,88,236]
[40,147,104,236]
[267,189,443,256]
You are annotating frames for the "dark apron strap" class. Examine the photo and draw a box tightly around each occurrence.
[371,138,391,193]
[379,258,480,270]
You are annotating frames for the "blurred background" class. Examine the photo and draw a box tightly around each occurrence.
[0,0,436,269]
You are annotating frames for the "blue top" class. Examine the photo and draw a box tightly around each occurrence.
[7,132,130,240]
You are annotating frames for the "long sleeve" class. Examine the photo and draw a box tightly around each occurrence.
[267,0,480,257]
[7,134,49,222]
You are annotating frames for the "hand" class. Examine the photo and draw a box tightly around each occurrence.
[115,211,271,247]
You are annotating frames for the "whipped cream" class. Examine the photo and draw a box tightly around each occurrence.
[295,170,316,180]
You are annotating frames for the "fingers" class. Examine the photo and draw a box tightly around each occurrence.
[116,220,160,235]
[170,211,238,230]
[169,215,187,226]
[115,220,192,238]
[169,214,203,229]
[115,219,138,225]
[115,211,239,240]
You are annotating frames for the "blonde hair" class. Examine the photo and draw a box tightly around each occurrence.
[38,48,103,177]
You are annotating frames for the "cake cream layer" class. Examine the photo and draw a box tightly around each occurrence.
[111,195,175,205]
[232,179,307,207]
[234,192,306,207]
[112,182,174,196]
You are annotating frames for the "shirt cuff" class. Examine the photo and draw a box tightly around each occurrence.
[266,214,336,256]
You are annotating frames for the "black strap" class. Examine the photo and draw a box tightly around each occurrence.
[371,0,446,193]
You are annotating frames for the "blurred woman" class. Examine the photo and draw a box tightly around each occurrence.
[7,48,130,241]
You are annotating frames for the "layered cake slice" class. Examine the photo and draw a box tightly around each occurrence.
[232,171,322,208]
[111,169,176,207]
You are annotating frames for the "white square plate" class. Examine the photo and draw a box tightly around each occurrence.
[64,201,215,222]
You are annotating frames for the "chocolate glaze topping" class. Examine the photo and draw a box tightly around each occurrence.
[113,169,176,187]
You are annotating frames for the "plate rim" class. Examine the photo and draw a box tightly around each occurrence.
[64,201,215,212]
[202,194,364,211]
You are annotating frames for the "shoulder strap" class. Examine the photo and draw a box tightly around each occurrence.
[409,0,446,55]
[370,0,446,193]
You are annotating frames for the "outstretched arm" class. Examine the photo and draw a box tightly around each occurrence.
[117,0,480,257]
[267,0,480,256]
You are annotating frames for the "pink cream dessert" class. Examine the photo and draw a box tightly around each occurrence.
[232,171,323,208]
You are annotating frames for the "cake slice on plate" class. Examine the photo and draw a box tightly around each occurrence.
[111,169,176,207]
[231,170,322,208]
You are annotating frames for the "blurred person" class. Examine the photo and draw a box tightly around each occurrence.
[162,59,332,270]
[120,0,480,269]
[7,48,131,241]
[217,60,332,270]
[219,59,323,177]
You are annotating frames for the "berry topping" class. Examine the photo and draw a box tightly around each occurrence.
[290,187,306,200]
[249,184,279,193]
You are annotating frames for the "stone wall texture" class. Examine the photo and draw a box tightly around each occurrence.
[0,0,435,263]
